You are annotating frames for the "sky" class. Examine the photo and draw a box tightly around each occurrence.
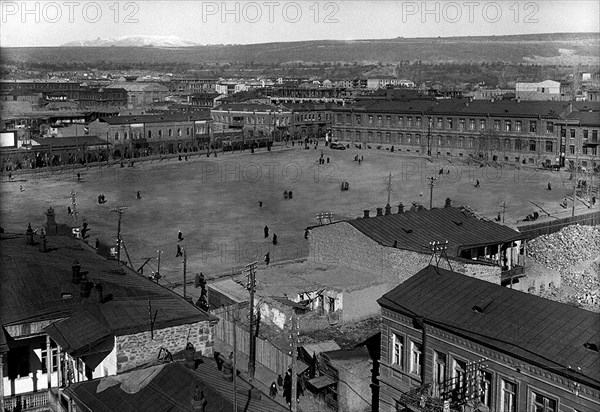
[0,0,599,47]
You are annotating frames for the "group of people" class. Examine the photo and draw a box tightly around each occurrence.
[270,368,306,406]
[97,194,107,204]
[283,190,293,199]
[354,155,364,165]
[317,152,330,165]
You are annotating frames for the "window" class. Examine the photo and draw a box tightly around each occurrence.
[453,359,467,397]
[479,371,492,408]
[446,118,453,129]
[515,121,522,132]
[505,120,512,132]
[433,352,446,397]
[530,121,537,133]
[416,117,422,127]
[168,129,172,137]
[328,297,335,312]
[570,129,576,138]
[114,132,119,140]
[569,145,575,155]
[346,114,351,124]
[158,130,163,138]
[368,115,374,125]
[177,128,181,136]
[386,115,391,126]
[593,130,598,141]
[385,132,391,143]
[529,140,536,151]
[501,379,517,412]
[469,137,474,148]
[545,140,553,153]
[459,119,466,131]
[437,117,443,129]
[469,119,476,130]
[458,136,464,147]
[336,114,342,123]
[546,122,553,133]
[410,341,422,375]
[479,119,486,130]
[398,116,404,127]
[123,132,128,140]
[41,342,59,373]
[505,139,511,150]
[407,117,413,127]
[493,120,501,131]
[148,130,152,138]
[356,115,362,125]
[415,134,421,144]
[186,127,190,136]
[406,134,412,144]
[392,333,404,368]
[377,115,382,125]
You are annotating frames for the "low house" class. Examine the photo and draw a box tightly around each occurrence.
[0,226,217,411]
[308,205,529,288]
[377,265,600,412]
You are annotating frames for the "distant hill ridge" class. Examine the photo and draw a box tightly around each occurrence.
[3,32,598,65]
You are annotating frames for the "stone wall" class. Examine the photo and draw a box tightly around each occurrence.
[309,222,501,285]
[115,320,214,373]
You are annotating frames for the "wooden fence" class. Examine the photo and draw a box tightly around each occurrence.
[212,307,292,376]
[517,210,600,239]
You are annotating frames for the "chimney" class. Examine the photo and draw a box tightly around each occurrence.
[363,210,370,218]
[93,283,104,303]
[72,260,82,284]
[26,223,34,245]
[46,207,57,235]
[444,198,452,208]
[39,230,47,253]
[385,204,392,215]
[393,240,398,248]
[397,203,404,214]
[80,275,92,298]
[376,207,383,216]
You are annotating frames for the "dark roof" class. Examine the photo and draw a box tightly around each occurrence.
[99,112,211,125]
[378,266,600,387]
[34,135,107,148]
[0,233,213,351]
[567,111,600,126]
[328,207,526,255]
[213,103,289,113]
[333,99,575,118]
[64,361,285,412]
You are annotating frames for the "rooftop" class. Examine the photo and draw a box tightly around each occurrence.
[378,265,600,387]
[99,112,211,125]
[316,207,526,256]
[0,232,213,353]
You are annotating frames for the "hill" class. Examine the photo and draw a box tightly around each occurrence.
[1,33,598,67]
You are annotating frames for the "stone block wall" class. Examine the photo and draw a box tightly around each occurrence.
[309,222,501,285]
[115,320,214,373]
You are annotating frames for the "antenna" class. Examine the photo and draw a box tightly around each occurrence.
[316,211,333,225]
[429,240,452,273]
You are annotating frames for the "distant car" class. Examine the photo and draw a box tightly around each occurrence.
[330,142,346,150]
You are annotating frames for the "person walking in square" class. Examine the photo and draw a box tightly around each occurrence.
[264,225,269,239]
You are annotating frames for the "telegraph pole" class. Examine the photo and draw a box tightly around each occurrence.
[386,173,393,214]
[428,176,437,209]
[110,207,128,265]
[501,201,506,224]
[572,144,579,217]
[183,247,187,300]
[156,250,162,283]
[244,261,258,380]
[70,190,79,224]
[290,313,299,412]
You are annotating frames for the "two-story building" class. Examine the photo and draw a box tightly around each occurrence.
[87,112,213,157]
[330,99,591,167]
[377,265,600,412]
[105,82,169,109]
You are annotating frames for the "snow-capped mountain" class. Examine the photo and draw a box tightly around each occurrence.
[61,35,200,47]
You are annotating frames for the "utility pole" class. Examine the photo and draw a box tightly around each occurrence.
[427,118,432,156]
[183,247,187,300]
[501,201,506,223]
[222,304,239,412]
[386,173,393,212]
[110,207,128,265]
[156,250,162,283]
[244,261,258,380]
[427,176,437,209]
[572,144,579,217]
[290,313,299,412]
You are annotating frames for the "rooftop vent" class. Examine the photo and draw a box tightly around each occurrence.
[472,299,493,313]
[402,228,413,234]
[453,220,464,226]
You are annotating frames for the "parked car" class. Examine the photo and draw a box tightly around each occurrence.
[330,142,346,150]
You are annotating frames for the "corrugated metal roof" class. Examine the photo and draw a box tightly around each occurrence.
[378,266,600,387]
[0,233,212,344]
[333,207,526,255]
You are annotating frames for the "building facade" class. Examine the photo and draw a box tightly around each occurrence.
[377,266,600,412]
[330,99,599,167]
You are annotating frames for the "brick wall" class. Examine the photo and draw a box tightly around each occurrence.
[309,222,500,285]
[115,320,214,373]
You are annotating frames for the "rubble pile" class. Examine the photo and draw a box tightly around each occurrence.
[528,225,600,312]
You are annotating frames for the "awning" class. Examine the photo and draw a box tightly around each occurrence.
[308,375,336,390]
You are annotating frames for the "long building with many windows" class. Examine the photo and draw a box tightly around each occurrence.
[331,99,600,169]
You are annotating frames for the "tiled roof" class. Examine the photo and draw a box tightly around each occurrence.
[567,111,600,126]
[213,103,289,112]
[0,233,213,348]
[378,266,600,387]
[326,207,526,256]
[33,136,107,148]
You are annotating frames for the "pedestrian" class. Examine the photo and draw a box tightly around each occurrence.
[361,155,364,161]
[67,206,72,215]
[270,382,278,398]
[547,182,552,190]
[19,185,24,192]
[283,370,292,407]
[8,172,12,180]
[264,252,270,265]
[214,351,223,370]
[95,238,100,248]
[284,190,288,199]
[475,179,480,188]
[259,201,263,208]
[272,233,278,245]
[277,374,283,388]
[264,225,269,239]
[176,244,183,257]
[304,229,309,239]
[327,157,330,163]
[137,190,141,199]
[178,231,184,242]
[77,172,81,180]
[98,195,102,204]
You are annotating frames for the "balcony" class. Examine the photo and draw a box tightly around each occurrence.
[4,389,51,412]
